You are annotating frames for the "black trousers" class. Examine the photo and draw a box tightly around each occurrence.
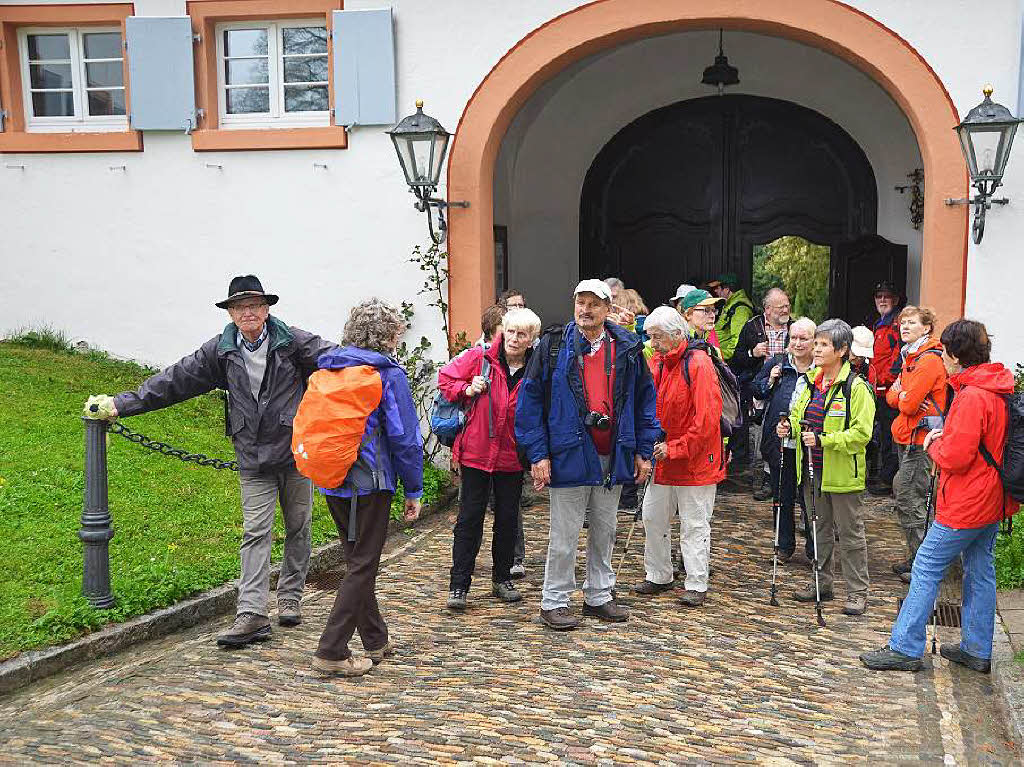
[450,465,523,591]
[316,492,391,661]
[767,448,813,559]
[875,401,900,486]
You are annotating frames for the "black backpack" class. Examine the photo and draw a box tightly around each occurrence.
[978,393,1024,510]
[681,338,742,436]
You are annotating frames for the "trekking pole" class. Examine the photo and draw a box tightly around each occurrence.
[924,461,939,654]
[616,459,656,579]
[769,412,789,607]
[800,419,826,628]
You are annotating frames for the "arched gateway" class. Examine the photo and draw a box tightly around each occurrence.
[446,0,968,339]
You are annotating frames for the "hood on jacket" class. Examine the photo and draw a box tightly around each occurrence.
[950,362,1015,395]
[317,345,401,371]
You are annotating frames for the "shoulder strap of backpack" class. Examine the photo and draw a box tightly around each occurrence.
[722,300,755,327]
[837,369,863,432]
[541,325,565,422]
[479,351,494,438]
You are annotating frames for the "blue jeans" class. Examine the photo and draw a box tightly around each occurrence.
[889,521,999,660]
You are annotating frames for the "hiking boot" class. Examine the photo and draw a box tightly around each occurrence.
[366,641,395,665]
[860,645,924,672]
[678,590,706,607]
[791,584,834,603]
[899,571,912,584]
[509,561,526,579]
[278,599,302,627]
[633,579,674,595]
[217,612,271,648]
[753,484,774,502]
[940,644,991,674]
[312,654,373,677]
[892,558,913,575]
[540,607,579,631]
[771,549,794,565]
[867,482,893,497]
[492,580,522,603]
[446,589,468,610]
[842,593,867,616]
[582,600,629,622]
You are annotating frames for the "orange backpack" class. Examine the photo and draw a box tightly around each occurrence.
[291,365,383,489]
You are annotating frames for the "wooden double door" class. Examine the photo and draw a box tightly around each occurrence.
[579,95,904,323]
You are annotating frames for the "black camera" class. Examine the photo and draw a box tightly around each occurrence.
[584,411,611,430]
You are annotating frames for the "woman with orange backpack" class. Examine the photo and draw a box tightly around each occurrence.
[438,307,542,611]
[886,306,948,582]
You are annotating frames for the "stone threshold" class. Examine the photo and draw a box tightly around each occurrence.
[0,486,457,697]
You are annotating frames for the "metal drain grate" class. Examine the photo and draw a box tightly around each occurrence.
[896,597,962,627]
[306,567,346,592]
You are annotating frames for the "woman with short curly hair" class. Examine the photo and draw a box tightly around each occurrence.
[312,298,424,678]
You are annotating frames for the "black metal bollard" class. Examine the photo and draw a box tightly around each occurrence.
[80,417,115,608]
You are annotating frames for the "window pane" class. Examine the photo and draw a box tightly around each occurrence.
[85,61,124,88]
[283,56,328,83]
[282,26,327,55]
[82,32,122,60]
[284,84,328,112]
[224,28,268,57]
[27,34,70,61]
[87,88,126,116]
[30,63,73,89]
[225,58,269,85]
[226,87,270,114]
[32,91,75,117]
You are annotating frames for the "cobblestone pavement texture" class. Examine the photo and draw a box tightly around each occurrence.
[0,488,1018,764]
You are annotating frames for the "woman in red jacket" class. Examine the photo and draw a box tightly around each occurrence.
[634,296,725,608]
[438,308,542,610]
[862,319,1018,673]
[886,306,948,581]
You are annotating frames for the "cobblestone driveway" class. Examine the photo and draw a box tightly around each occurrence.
[0,490,1017,764]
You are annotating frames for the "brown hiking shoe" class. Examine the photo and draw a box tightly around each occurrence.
[312,655,373,677]
[540,607,580,631]
[278,599,302,627]
[366,641,394,665]
[216,612,271,648]
[582,600,629,622]
[791,584,835,603]
[633,579,674,595]
[678,590,706,607]
[843,593,868,616]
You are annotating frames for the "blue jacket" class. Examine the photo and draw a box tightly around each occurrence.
[751,352,803,466]
[515,321,660,488]
[316,347,424,499]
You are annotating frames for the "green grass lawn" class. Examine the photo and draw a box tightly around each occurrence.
[0,339,448,661]
[996,520,1024,590]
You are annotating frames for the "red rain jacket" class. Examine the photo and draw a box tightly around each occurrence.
[928,363,1019,528]
[438,334,526,474]
[649,342,726,487]
[886,338,948,446]
[871,313,901,394]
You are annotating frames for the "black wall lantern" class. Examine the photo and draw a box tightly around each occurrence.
[701,29,740,96]
[945,86,1022,243]
[388,100,469,244]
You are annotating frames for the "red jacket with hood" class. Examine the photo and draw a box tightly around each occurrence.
[886,338,948,445]
[927,362,1019,528]
[437,334,526,474]
[649,342,726,487]
[871,311,902,394]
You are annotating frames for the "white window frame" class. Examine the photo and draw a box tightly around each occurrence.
[17,26,128,133]
[215,19,330,130]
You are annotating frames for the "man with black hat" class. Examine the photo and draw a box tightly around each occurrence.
[867,280,905,496]
[87,275,336,648]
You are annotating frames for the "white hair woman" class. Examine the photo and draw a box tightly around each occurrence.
[437,306,542,610]
[634,300,726,607]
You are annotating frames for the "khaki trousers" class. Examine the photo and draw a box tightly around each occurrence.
[802,471,869,597]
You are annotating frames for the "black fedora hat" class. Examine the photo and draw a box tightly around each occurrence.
[215,275,279,309]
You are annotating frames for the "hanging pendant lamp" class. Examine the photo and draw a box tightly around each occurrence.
[701,29,740,96]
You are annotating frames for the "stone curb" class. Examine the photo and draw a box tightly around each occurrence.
[0,486,457,698]
[992,611,1024,761]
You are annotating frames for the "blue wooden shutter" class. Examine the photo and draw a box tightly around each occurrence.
[332,8,397,127]
[126,17,197,132]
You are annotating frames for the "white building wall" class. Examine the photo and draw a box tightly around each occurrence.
[1,0,1022,365]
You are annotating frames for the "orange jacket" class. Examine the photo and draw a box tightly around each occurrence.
[648,342,726,487]
[886,338,948,445]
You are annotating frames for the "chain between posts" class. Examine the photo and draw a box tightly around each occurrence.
[108,422,239,472]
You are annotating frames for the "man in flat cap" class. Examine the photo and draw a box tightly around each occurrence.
[87,275,336,648]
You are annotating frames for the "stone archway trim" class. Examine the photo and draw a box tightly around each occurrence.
[446,0,968,337]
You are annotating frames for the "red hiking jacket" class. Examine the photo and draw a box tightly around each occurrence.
[928,363,1019,528]
[886,338,948,446]
[437,334,526,474]
[871,313,901,393]
[648,342,726,487]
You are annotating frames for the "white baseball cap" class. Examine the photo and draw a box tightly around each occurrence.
[670,283,697,306]
[574,279,612,302]
[851,325,875,358]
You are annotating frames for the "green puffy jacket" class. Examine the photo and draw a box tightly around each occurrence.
[714,289,754,362]
[789,361,876,493]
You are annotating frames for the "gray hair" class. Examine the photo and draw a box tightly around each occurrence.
[789,316,817,337]
[815,318,854,358]
[342,298,404,353]
[604,277,625,290]
[644,306,688,337]
[502,307,542,338]
[762,287,789,309]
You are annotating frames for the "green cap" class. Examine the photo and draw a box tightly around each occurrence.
[706,272,739,289]
[681,289,724,311]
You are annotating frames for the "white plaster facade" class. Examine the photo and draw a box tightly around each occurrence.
[1,0,1023,366]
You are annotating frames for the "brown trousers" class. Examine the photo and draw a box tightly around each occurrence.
[315,491,392,661]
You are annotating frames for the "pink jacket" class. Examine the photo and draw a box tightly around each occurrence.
[437,333,526,473]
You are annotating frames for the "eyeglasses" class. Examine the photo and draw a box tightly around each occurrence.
[692,306,717,315]
[229,301,269,313]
